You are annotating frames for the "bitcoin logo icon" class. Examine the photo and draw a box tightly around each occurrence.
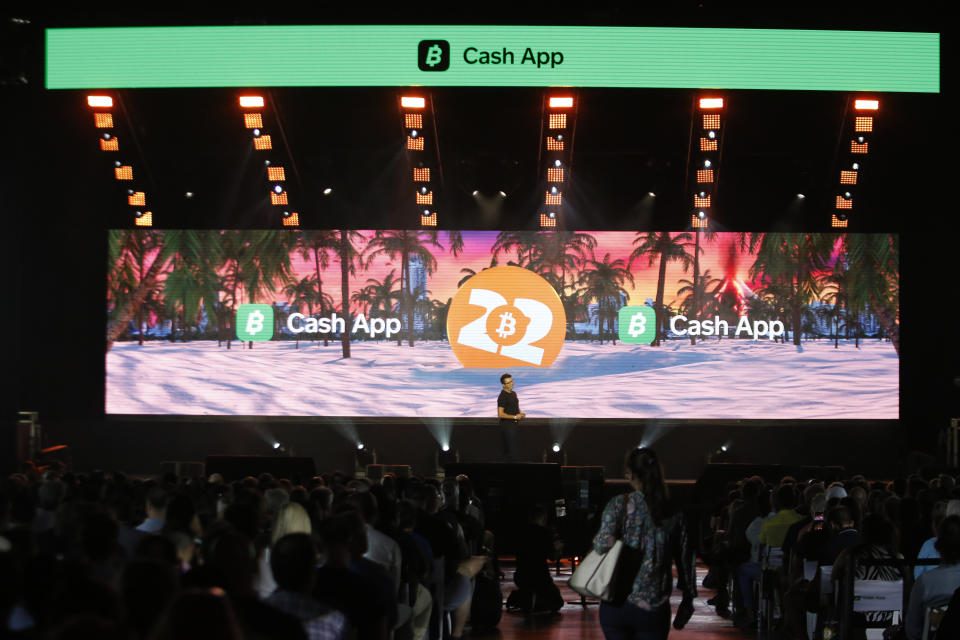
[447,266,565,368]
[418,40,450,72]
[618,306,656,344]
[628,312,646,337]
[425,44,443,67]
[236,304,275,341]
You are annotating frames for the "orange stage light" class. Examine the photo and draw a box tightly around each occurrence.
[271,191,288,205]
[405,113,423,129]
[134,211,152,226]
[702,114,720,129]
[549,97,573,108]
[697,169,714,183]
[851,140,868,154]
[282,212,300,226]
[699,98,724,109]
[239,96,265,108]
[114,166,133,180]
[421,212,438,227]
[549,113,567,129]
[416,191,433,205]
[546,136,564,151]
[835,196,853,209]
[407,136,424,150]
[544,191,562,205]
[540,214,557,228]
[244,113,263,128]
[94,113,114,128]
[840,170,858,185]
[854,99,879,111]
[831,214,849,228]
[855,117,873,132]
[401,97,425,109]
[267,166,286,181]
[254,135,273,150]
[547,167,564,182]
[128,192,146,206]
[413,167,431,182]
[691,215,708,228]
[694,194,712,208]
[700,138,718,151]
[100,137,119,151]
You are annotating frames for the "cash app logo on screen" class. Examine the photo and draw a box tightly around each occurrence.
[618,306,656,344]
[236,304,274,341]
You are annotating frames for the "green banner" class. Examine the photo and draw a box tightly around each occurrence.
[46,25,939,92]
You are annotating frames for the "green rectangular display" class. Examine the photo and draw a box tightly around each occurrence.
[46,25,939,92]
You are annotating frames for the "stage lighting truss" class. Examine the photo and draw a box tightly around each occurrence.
[539,95,576,228]
[237,96,299,227]
[88,95,152,226]
[688,96,724,228]
[400,95,441,228]
[830,98,879,228]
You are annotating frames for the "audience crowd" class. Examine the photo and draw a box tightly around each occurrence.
[702,471,960,639]
[0,465,495,640]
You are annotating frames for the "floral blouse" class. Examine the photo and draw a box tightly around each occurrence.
[592,490,697,608]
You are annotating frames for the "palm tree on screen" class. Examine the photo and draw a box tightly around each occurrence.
[337,229,365,358]
[674,268,722,343]
[363,230,444,347]
[577,252,634,345]
[351,271,402,335]
[839,234,899,355]
[283,275,328,349]
[630,232,695,346]
[297,230,339,346]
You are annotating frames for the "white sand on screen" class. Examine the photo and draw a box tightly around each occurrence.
[106,337,898,419]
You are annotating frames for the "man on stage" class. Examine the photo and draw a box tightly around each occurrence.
[497,373,525,461]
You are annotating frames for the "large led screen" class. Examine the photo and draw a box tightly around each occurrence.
[106,230,899,418]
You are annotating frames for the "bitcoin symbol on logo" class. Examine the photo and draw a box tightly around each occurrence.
[447,266,566,368]
[425,44,443,67]
[628,312,646,337]
[246,310,265,335]
[495,312,516,339]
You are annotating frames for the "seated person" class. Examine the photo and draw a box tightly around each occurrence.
[906,515,960,640]
[507,504,563,613]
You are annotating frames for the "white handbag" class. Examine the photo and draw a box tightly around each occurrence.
[569,494,632,601]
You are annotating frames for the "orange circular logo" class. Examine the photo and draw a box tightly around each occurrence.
[446,266,566,368]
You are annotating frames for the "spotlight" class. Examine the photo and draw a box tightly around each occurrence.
[410,130,418,138]
[550,186,558,195]
[239,96,265,108]
[843,191,852,199]
[697,210,706,219]
[356,442,365,451]
[852,163,860,170]
[401,96,426,109]
[273,184,283,194]
[720,444,729,452]
[648,192,655,197]
[498,191,507,198]
[554,159,562,167]
[549,97,574,108]
[704,160,712,168]
[854,99,879,111]
[252,128,261,136]
[472,190,479,197]
[555,134,563,142]
[856,136,866,144]
[707,130,717,139]
[797,193,806,199]
[547,211,557,219]
[102,133,112,140]
[442,444,450,452]
[552,443,561,453]
[699,97,724,109]
[420,186,429,194]
[698,191,707,199]
[87,95,113,108]
[185,191,194,198]
[273,441,281,450]
[323,187,332,195]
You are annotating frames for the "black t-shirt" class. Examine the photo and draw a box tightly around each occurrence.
[498,390,519,421]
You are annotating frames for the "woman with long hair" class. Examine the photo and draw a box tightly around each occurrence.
[593,448,696,640]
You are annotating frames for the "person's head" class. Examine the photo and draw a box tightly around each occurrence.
[826,504,855,532]
[859,513,897,551]
[500,373,514,391]
[145,486,168,519]
[269,501,311,545]
[149,588,243,640]
[264,488,290,519]
[205,530,257,595]
[271,533,317,593]
[625,448,669,523]
[345,490,379,527]
[320,510,366,565]
[775,484,797,512]
[935,515,960,564]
